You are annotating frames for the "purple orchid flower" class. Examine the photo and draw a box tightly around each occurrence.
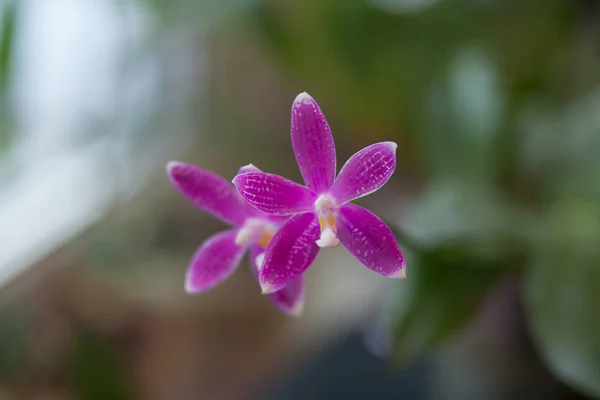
[166,162,305,316]
[233,92,406,294]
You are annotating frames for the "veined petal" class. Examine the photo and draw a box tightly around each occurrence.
[291,92,336,193]
[336,204,406,278]
[232,171,316,216]
[250,246,305,316]
[185,229,246,293]
[330,142,397,204]
[259,212,320,293]
[167,162,254,226]
[237,165,288,225]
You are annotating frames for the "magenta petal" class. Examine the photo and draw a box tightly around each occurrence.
[185,229,246,293]
[259,212,320,293]
[336,204,406,278]
[167,162,254,226]
[250,246,305,316]
[330,142,397,204]
[232,171,316,216]
[291,92,336,193]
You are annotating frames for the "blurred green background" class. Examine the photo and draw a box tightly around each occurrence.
[1,0,600,399]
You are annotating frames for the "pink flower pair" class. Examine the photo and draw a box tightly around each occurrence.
[167,93,406,316]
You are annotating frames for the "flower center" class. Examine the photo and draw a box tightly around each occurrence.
[235,218,277,249]
[314,194,340,248]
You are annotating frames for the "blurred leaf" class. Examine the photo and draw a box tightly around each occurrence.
[0,114,13,154]
[389,251,501,363]
[0,0,16,91]
[72,329,131,400]
[401,181,499,244]
[519,88,600,200]
[420,47,504,181]
[0,0,17,155]
[525,200,600,397]
[400,180,528,263]
[449,47,504,143]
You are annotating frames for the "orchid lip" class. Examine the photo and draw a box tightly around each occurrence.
[314,193,340,248]
[316,226,340,248]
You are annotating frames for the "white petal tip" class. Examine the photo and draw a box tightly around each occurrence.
[392,269,407,279]
[287,301,305,317]
[184,281,200,294]
[294,92,314,105]
[238,163,261,175]
[384,141,398,151]
[166,161,184,173]
[261,282,277,294]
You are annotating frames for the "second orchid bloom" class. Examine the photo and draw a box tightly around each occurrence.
[167,162,305,315]
[233,92,406,294]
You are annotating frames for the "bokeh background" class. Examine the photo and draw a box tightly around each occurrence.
[1,0,600,399]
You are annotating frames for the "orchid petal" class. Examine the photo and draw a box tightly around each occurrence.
[232,171,316,216]
[185,229,246,293]
[259,212,320,293]
[167,162,254,226]
[336,204,406,278]
[237,165,288,225]
[250,246,305,316]
[291,92,336,193]
[330,142,397,204]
